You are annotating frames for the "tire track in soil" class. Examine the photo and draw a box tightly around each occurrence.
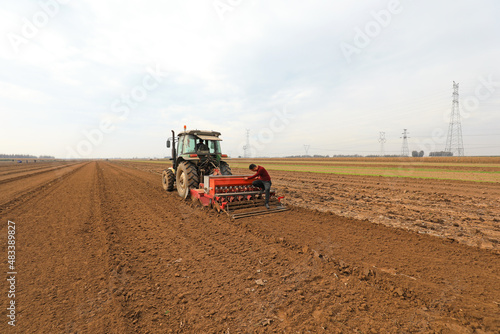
[0,162,76,183]
[102,163,394,332]
[0,161,70,174]
[100,162,330,332]
[0,162,128,333]
[0,161,85,211]
[103,161,500,333]
[0,162,62,178]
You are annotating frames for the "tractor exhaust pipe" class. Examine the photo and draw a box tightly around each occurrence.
[169,130,177,170]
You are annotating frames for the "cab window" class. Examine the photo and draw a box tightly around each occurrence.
[208,141,221,154]
[183,135,197,153]
[177,135,184,153]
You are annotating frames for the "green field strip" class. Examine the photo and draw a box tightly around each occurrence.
[229,159,500,168]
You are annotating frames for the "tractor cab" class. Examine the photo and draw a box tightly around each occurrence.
[167,129,226,170]
[175,132,222,156]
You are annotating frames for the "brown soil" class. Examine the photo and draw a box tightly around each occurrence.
[1,161,499,333]
[261,169,500,253]
[121,160,500,253]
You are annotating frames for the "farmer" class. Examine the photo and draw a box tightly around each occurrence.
[244,164,272,209]
[196,139,209,152]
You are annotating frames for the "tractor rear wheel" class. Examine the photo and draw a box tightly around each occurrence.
[176,161,199,199]
[162,169,175,191]
[220,161,232,175]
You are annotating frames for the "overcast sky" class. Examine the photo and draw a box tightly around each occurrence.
[1,0,499,158]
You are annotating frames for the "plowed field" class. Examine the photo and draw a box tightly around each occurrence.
[1,160,499,333]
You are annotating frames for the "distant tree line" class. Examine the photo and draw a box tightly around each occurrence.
[0,154,55,159]
[366,154,407,158]
[284,154,333,158]
[429,151,453,157]
[283,154,420,158]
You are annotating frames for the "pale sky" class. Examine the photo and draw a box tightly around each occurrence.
[1,0,499,158]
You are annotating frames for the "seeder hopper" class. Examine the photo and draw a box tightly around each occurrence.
[162,127,288,219]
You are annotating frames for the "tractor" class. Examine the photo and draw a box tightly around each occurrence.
[162,127,288,219]
[162,127,231,198]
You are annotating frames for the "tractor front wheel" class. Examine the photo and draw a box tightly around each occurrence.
[176,161,199,199]
[162,169,175,191]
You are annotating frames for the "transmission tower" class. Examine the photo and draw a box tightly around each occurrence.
[400,129,410,157]
[243,129,250,158]
[304,145,310,155]
[444,81,464,156]
[378,132,386,157]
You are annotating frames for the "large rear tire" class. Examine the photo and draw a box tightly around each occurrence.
[176,161,199,199]
[220,161,232,175]
[162,169,175,191]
